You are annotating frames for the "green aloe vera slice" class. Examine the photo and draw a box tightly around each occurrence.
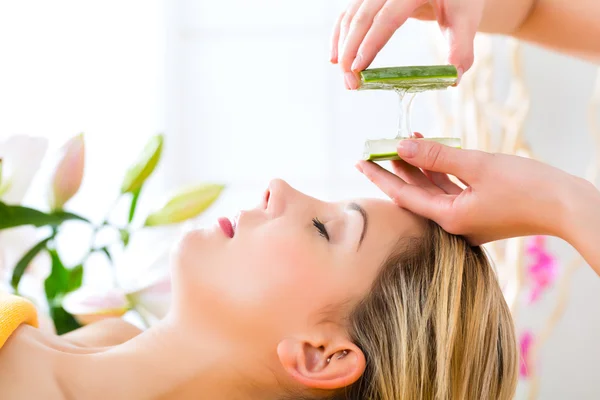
[363,137,462,161]
[359,65,458,92]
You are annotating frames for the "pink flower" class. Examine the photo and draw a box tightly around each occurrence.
[519,331,534,378]
[526,236,558,303]
[62,287,131,325]
[62,273,171,327]
[47,133,85,210]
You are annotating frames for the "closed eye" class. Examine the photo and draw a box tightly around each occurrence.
[312,218,330,241]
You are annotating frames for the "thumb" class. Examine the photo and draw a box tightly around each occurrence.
[397,139,480,181]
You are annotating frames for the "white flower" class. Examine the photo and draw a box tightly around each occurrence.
[0,135,49,290]
[0,135,48,204]
[62,226,179,328]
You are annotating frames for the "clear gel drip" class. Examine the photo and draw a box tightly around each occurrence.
[395,89,416,138]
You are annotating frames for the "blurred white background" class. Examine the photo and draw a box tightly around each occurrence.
[1,1,599,398]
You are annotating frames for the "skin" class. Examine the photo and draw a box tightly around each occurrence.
[0,179,424,400]
[332,0,600,89]
[356,135,600,276]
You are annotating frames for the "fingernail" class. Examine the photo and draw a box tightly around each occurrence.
[398,140,418,158]
[453,67,463,86]
[330,48,338,64]
[344,72,358,90]
[351,53,362,71]
[354,161,363,173]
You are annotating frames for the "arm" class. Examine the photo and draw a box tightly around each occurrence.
[481,0,600,63]
[561,177,600,274]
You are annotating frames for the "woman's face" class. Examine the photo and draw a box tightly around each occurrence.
[171,179,424,342]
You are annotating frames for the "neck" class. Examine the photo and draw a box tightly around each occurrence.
[54,316,274,400]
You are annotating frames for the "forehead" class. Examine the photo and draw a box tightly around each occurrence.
[340,197,425,272]
[355,197,425,245]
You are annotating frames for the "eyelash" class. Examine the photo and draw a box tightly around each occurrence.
[312,218,330,241]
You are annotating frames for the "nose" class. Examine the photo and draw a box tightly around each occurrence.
[267,178,311,217]
[268,178,292,194]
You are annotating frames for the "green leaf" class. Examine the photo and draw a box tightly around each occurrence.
[49,305,82,335]
[44,249,69,301]
[43,250,84,335]
[0,202,89,230]
[128,187,142,224]
[144,183,225,226]
[11,235,53,291]
[66,264,84,293]
[120,134,164,194]
[98,247,113,264]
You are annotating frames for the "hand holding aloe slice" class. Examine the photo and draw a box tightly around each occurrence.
[356,65,460,161]
[363,137,461,161]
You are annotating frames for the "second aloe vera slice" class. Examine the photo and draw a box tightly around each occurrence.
[359,65,458,92]
[363,137,462,161]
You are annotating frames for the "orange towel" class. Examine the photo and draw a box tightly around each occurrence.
[0,292,38,350]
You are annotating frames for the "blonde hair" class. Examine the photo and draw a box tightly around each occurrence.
[332,220,519,400]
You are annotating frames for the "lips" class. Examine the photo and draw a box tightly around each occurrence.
[217,217,234,238]
[263,189,270,209]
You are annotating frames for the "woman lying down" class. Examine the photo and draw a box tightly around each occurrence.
[0,179,517,400]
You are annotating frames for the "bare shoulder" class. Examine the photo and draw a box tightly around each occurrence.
[60,318,143,348]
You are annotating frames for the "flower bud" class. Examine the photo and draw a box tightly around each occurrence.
[62,287,131,325]
[120,134,163,194]
[48,133,85,210]
[144,183,224,226]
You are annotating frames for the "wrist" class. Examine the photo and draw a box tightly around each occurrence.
[557,176,600,247]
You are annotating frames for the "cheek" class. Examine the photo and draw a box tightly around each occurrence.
[173,228,333,335]
[226,234,321,308]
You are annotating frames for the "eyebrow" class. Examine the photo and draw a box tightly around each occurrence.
[348,202,368,250]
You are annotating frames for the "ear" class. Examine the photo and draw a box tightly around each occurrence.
[276,336,366,390]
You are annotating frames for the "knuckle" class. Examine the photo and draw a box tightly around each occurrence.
[373,10,400,30]
[341,12,354,29]
[351,11,372,28]
[387,189,403,206]
[424,144,444,169]
[390,194,402,206]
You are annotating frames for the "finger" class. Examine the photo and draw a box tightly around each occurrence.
[406,133,462,194]
[330,11,345,64]
[338,0,386,72]
[338,0,364,68]
[391,160,444,194]
[412,3,436,21]
[446,24,476,81]
[356,160,454,221]
[352,0,424,72]
[424,170,463,195]
[436,2,483,76]
[396,139,483,182]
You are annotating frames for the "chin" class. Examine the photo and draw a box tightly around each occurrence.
[171,227,217,271]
